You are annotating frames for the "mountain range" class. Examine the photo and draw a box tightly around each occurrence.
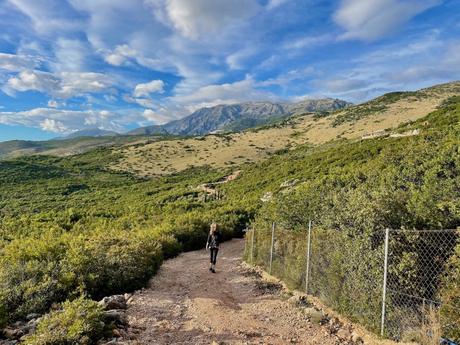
[128,98,351,136]
[1,81,459,160]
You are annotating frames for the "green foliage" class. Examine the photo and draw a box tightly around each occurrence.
[440,241,460,342]
[242,97,460,336]
[1,92,459,341]
[24,297,105,345]
[61,230,163,298]
[0,152,245,325]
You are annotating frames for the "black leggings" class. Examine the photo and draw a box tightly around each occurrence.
[210,248,219,265]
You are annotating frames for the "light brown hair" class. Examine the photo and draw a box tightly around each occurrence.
[210,222,217,234]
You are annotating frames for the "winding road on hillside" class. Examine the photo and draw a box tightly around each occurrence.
[125,239,341,345]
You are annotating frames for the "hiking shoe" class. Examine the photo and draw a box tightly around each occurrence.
[211,268,216,273]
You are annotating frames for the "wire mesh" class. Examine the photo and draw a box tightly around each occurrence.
[385,229,459,342]
[243,224,460,343]
[308,228,386,334]
[270,228,309,290]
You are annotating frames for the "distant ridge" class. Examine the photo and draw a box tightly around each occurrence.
[58,128,120,140]
[128,98,351,136]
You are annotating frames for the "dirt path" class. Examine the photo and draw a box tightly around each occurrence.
[125,239,341,345]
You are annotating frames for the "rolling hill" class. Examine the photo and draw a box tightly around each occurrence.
[111,81,460,176]
[58,128,120,139]
[1,81,459,344]
[1,81,458,165]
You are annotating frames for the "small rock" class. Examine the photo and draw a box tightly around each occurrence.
[104,310,128,326]
[3,328,19,340]
[351,332,363,344]
[25,313,40,321]
[101,340,117,345]
[112,328,122,337]
[11,322,24,329]
[99,295,127,310]
[304,307,323,324]
[287,296,298,306]
[336,328,351,341]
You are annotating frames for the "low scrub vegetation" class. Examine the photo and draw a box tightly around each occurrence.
[1,96,459,342]
[23,297,105,345]
[241,96,460,340]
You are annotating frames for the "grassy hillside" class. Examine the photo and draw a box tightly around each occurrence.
[0,134,172,160]
[0,85,459,343]
[111,81,460,177]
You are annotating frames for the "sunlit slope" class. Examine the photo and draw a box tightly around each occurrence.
[111,81,460,176]
[0,135,167,159]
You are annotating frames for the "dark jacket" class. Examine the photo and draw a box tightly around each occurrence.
[207,231,221,249]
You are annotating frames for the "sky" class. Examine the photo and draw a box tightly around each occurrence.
[0,0,459,141]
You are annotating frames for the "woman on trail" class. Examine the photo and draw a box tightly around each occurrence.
[206,222,221,273]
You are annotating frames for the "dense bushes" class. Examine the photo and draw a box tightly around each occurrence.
[0,230,161,322]
[61,230,163,298]
[440,242,460,342]
[24,297,105,345]
[243,97,460,338]
[1,96,459,341]
[0,151,249,328]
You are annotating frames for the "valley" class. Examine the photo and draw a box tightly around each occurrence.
[0,82,460,344]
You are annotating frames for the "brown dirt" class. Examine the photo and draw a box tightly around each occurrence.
[125,239,342,345]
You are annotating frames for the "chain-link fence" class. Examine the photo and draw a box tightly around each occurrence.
[243,224,460,343]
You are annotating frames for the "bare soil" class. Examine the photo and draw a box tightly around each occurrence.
[125,239,342,345]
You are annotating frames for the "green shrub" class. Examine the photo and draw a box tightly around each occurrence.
[157,234,182,259]
[0,235,68,321]
[24,297,105,345]
[440,241,460,342]
[61,231,163,298]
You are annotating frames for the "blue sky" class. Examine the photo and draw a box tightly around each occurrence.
[0,0,459,141]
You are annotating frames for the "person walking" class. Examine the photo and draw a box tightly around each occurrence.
[206,222,221,273]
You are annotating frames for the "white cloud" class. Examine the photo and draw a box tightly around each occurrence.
[334,0,441,41]
[0,107,138,133]
[171,76,276,112]
[104,44,138,66]
[226,48,257,70]
[143,109,173,125]
[58,72,113,98]
[7,0,83,34]
[283,34,333,50]
[4,70,59,95]
[258,67,315,87]
[3,70,114,98]
[266,0,288,10]
[47,100,58,108]
[164,0,260,39]
[313,78,369,93]
[53,38,89,72]
[40,118,68,133]
[133,79,165,98]
[0,53,39,71]
[123,94,156,109]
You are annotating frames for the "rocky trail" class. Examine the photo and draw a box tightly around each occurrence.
[122,239,370,345]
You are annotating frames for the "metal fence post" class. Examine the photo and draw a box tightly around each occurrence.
[269,222,275,274]
[305,219,312,294]
[251,227,255,264]
[381,228,390,337]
